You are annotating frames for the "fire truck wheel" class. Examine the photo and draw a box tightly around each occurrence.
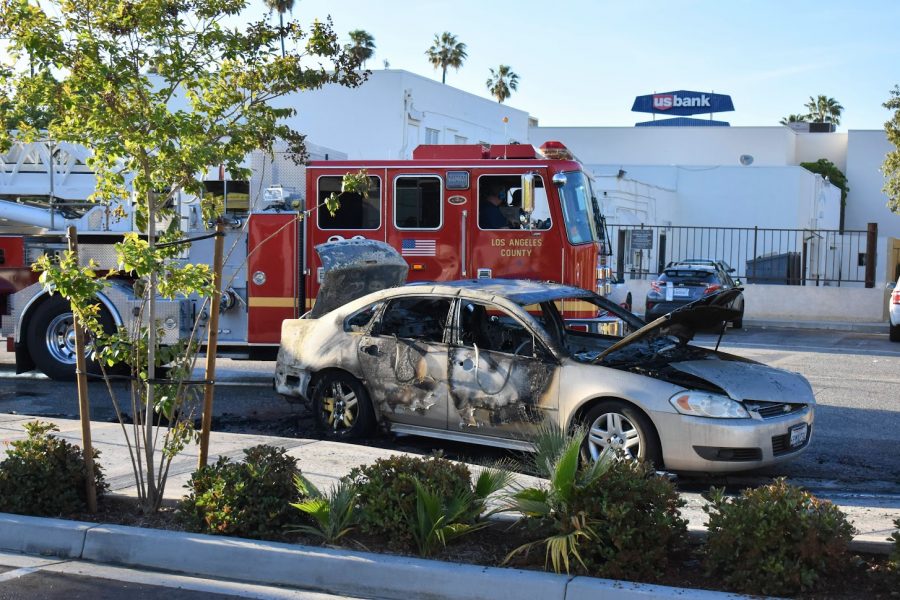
[312,371,375,439]
[25,295,116,381]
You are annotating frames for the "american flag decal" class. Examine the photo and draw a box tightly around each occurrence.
[401,239,436,257]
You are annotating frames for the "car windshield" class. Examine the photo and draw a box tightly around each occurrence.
[557,170,599,244]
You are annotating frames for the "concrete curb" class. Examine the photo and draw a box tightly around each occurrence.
[0,513,94,558]
[0,513,754,599]
[743,319,887,334]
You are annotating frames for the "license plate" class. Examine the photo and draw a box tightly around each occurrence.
[673,288,690,297]
[789,424,807,447]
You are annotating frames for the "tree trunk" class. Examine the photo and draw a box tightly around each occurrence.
[145,191,158,511]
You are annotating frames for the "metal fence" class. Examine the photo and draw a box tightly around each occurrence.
[604,223,877,286]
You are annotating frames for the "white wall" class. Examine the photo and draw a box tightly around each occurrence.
[279,70,530,159]
[794,131,848,171]
[845,130,900,240]
[531,126,798,167]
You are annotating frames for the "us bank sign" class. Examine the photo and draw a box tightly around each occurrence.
[632,90,734,116]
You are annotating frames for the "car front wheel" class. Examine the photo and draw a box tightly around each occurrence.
[312,372,375,439]
[581,400,662,467]
[890,322,900,342]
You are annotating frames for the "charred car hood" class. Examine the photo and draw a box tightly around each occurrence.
[309,239,409,318]
[669,358,815,403]
[596,288,743,361]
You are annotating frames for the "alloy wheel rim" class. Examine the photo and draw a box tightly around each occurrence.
[587,412,641,460]
[322,382,358,431]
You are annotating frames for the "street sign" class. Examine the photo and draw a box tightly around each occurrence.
[631,229,653,250]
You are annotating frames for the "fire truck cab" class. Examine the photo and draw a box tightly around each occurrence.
[303,142,610,308]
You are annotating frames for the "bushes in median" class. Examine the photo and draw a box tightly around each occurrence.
[0,420,107,517]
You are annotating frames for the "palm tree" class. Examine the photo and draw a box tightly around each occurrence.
[486,65,519,103]
[780,114,807,125]
[804,95,844,126]
[264,0,295,58]
[346,30,375,68]
[425,32,467,84]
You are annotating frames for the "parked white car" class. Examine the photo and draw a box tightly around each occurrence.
[275,240,816,473]
[890,276,900,342]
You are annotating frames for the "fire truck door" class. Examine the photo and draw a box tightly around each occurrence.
[386,173,463,282]
[247,213,299,344]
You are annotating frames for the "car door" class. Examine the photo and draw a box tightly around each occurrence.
[448,299,559,440]
[357,295,451,430]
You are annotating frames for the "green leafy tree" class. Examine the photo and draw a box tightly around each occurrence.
[882,85,900,213]
[486,65,519,103]
[804,94,844,126]
[346,29,375,68]
[426,32,467,84]
[800,158,849,205]
[265,0,296,58]
[0,0,364,512]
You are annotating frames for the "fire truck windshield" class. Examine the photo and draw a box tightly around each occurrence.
[557,170,599,244]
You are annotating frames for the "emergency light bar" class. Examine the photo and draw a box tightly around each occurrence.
[538,141,575,161]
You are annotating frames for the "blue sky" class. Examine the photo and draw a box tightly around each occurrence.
[248,0,899,130]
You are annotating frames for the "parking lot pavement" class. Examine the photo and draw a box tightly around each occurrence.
[0,412,896,553]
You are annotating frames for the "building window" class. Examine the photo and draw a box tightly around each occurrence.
[425,128,440,144]
[317,175,381,230]
[454,135,468,145]
[395,176,441,229]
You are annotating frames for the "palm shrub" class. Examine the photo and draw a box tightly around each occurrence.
[503,430,616,574]
[0,420,107,516]
[290,475,358,546]
[180,445,302,540]
[409,466,513,557]
[703,478,855,596]
[568,457,687,581]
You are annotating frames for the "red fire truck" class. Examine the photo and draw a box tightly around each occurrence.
[1,140,612,379]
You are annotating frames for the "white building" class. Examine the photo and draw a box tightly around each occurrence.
[277,69,530,159]
[530,125,899,285]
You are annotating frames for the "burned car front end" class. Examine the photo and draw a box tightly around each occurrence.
[561,288,814,472]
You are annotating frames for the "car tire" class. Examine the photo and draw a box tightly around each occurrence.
[890,322,900,342]
[312,371,375,439]
[732,316,743,329]
[25,295,116,381]
[580,400,662,468]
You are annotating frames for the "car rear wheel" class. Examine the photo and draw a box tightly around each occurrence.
[581,400,662,467]
[312,371,375,439]
[890,322,900,342]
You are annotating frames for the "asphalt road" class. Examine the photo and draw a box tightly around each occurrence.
[0,326,898,493]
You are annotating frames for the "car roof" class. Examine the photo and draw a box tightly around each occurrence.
[404,278,595,305]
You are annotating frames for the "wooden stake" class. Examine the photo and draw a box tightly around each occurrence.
[198,220,225,468]
[67,226,97,513]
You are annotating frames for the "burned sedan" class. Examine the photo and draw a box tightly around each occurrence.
[275,241,814,473]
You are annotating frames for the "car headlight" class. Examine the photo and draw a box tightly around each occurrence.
[669,391,749,419]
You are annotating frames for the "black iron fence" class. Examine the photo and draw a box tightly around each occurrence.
[605,223,878,287]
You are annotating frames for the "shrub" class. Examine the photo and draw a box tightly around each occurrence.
[888,518,900,581]
[703,478,855,596]
[290,475,358,546]
[569,457,687,581]
[0,420,107,517]
[180,445,302,540]
[346,454,473,548]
